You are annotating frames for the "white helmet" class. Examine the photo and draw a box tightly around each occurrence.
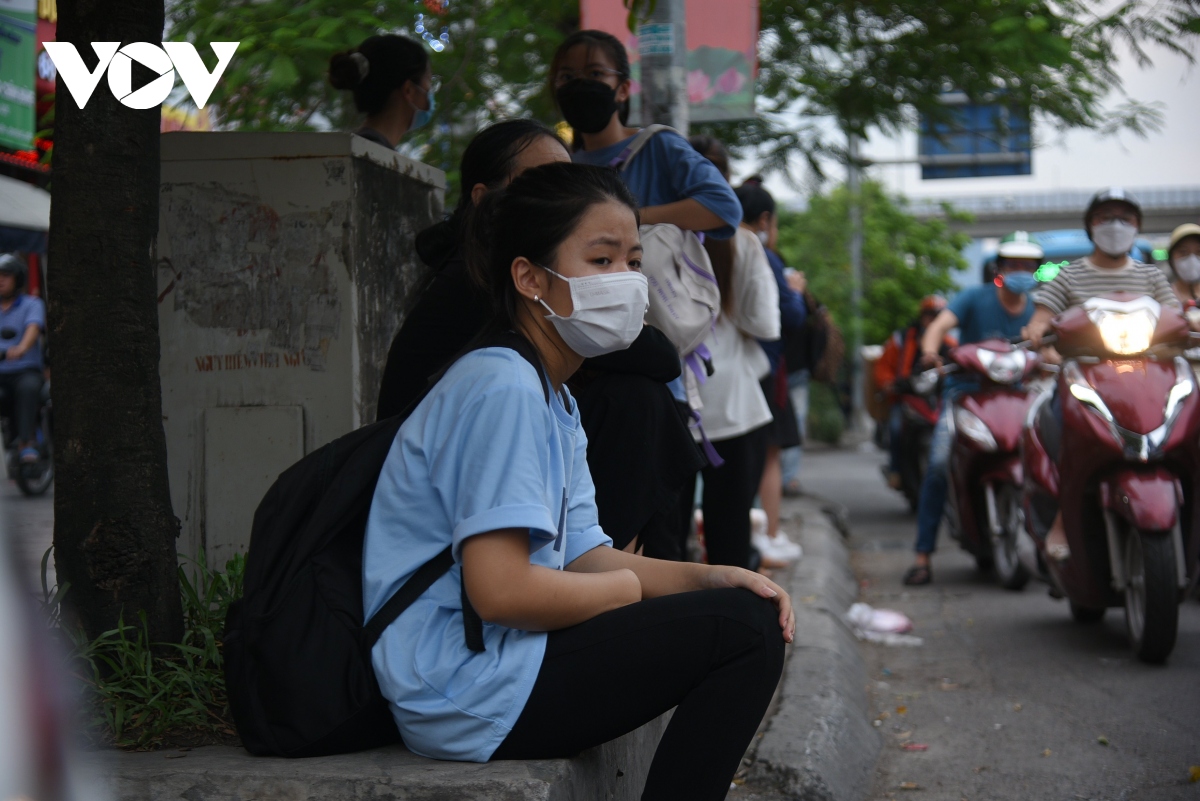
[997,230,1044,261]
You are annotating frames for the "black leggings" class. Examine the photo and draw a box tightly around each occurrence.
[492,588,785,801]
[678,425,771,568]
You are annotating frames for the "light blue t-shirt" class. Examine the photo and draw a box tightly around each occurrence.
[572,129,742,240]
[0,294,44,373]
[363,347,613,763]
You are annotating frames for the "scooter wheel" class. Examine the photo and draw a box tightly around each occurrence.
[1124,530,1179,665]
[1069,602,1105,623]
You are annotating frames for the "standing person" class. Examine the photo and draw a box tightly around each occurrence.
[677,139,781,569]
[551,31,741,238]
[0,254,45,465]
[874,295,953,491]
[365,163,791,800]
[329,35,436,149]
[735,178,805,564]
[548,30,739,559]
[1022,190,1180,561]
[901,234,1041,585]
[1166,222,1200,305]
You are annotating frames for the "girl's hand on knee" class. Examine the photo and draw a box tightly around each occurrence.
[708,567,795,644]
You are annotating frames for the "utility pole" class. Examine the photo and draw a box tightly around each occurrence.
[847,131,866,433]
[637,0,688,132]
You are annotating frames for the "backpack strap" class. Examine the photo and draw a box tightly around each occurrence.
[362,331,549,654]
[608,124,675,172]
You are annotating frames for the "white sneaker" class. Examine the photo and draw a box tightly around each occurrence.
[753,531,802,563]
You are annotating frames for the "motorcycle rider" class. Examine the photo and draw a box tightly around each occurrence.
[0,254,46,465]
[875,295,954,490]
[1167,222,1200,305]
[901,232,1042,585]
[1023,189,1180,561]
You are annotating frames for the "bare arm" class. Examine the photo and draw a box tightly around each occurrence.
[6,322,40,360]
[567,546,795,642]
[639,198,725,232]
[920,309,959,364]
[1021,305,1056,349]
[461,530,641,631]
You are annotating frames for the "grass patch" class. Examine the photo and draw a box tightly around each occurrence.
[43,550,244,750]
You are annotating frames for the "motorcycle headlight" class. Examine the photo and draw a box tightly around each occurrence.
[977,349,1027,385]
[952,405,997,451]
[1087,308,1158,356]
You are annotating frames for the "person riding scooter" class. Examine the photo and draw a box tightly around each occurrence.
[876,295,954,492]
[0,254,45,466]
[1167,222,1200,306]
[901,232,1041,585]
[1022,189,1180,561]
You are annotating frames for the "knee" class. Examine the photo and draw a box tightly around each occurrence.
[15,372,41,393]
[711,588,786,654]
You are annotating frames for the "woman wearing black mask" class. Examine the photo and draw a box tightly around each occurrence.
[551,30,741,237]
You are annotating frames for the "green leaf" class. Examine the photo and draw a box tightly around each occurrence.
[267,53,301,90]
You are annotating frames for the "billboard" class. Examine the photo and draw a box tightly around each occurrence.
[0,0,36,150]
[579,0,758,123]
[918,94,1031,180]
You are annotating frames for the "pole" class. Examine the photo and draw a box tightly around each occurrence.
[637,0,688,132]
[847,131,866,434]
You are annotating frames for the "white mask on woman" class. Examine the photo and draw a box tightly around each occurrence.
[537,267,649,358]
[1175,254,1200,285]
[1091,220,1137,258]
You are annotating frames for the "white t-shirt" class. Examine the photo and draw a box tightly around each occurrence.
[694,227,781,442]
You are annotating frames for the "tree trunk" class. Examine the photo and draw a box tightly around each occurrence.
[48,0,182,644]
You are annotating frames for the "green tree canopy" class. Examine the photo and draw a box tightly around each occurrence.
[696,0,1199,176]
[775,181,968,346]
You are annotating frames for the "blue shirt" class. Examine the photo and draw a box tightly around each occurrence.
[760,249,808,371]
[945,285,1033,393]
[572,129,742,240]
[0,294,44,373]
[363,348,612,762]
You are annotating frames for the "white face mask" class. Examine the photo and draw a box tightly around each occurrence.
[1175,254,1200,285]
[756,230,770,246]
[537,266,649,358]
[1091,220,1137,258]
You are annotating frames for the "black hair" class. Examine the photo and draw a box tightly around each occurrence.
[465,162,640,332]
[688,134,730,180]
[329,35,429,115]
[735,182,776,224]
[550,30,632,145]
[415,119,569,270]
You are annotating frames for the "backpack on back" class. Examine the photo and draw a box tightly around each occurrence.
[609,125,721,410]
[223,334,544,758]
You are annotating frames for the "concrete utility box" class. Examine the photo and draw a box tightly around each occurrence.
[157,132,444,568]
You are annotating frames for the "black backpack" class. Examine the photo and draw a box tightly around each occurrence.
[223,333,545,757]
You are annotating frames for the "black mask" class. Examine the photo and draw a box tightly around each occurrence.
[555,79,620,134]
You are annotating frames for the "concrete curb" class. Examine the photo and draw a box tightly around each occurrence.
[748,497,880,801]
[91,713,670,801]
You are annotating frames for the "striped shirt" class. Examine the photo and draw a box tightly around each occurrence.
[1032,257,1179,315]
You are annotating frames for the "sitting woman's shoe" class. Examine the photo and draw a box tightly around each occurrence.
[902,564,932,586]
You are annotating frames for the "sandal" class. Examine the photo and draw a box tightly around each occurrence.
[902,564,932,586]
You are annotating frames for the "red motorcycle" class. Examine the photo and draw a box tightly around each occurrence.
[1021,293,1200,663]
[930,339,1042,587]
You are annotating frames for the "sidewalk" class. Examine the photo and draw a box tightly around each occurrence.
[91,496,877,801]
[742,495,880,800]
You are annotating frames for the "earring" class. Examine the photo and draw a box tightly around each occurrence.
[534,295,539,302]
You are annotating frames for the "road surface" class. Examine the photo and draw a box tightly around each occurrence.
[804,443,1200,801]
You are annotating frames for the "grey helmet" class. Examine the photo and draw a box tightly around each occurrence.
[1084,187,1142,238]
[0,253,26,290]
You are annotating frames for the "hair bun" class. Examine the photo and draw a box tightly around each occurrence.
[328,50,366,90]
